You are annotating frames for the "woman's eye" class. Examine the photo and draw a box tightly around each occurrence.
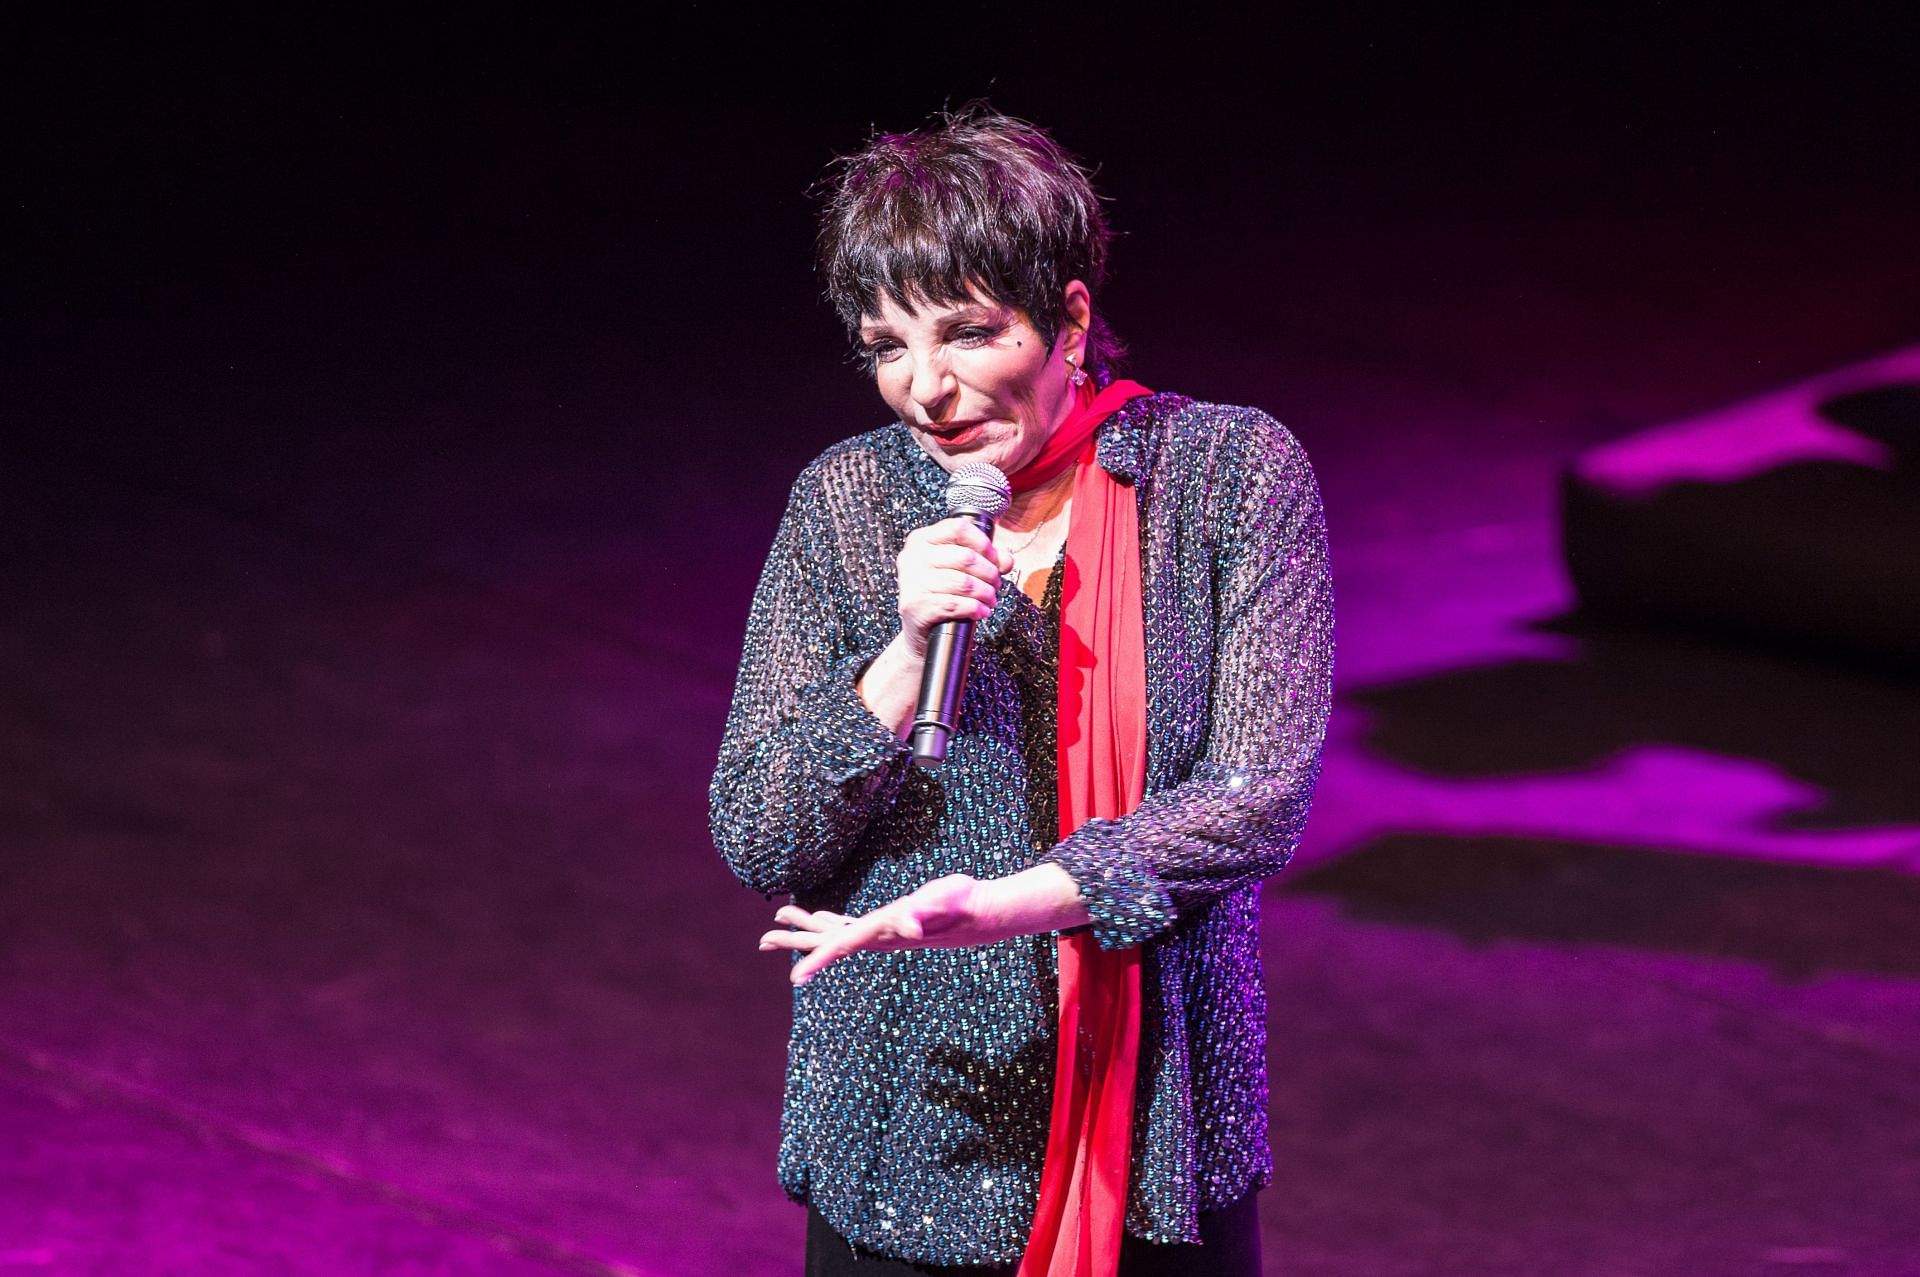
[864,341,903,363]
[952,326,998,347]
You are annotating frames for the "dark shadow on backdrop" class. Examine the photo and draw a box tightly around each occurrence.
[1563,380,1920,668]
[1282,832,1920,981]
[1346,620,1920,835]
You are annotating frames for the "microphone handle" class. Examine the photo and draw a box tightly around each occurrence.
[909,511,995,768]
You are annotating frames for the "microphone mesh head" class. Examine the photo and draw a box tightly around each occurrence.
[945,462,1012,520]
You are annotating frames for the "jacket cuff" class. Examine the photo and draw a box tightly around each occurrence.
[1040,818,1176,950]
[796,649,911,791]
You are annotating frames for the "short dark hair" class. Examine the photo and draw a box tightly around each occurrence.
[815,107,1124,377]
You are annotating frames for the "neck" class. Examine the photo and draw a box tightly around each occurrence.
[1001,462,1077,530]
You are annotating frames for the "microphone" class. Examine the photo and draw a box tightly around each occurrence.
[911,461,1012,768]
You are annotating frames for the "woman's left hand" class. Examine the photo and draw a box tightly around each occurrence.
[758,865,1092,987]
[759,873,989,987]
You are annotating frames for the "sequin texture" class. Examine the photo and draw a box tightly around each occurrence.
[709,393,1334,1264]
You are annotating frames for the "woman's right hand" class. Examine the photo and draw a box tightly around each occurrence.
[857,518,1016,735]
[893,518,1016,658]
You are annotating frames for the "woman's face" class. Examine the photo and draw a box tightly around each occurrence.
[859,283,1088,477]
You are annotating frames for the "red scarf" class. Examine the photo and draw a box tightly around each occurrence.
[1009,379,1152,1277]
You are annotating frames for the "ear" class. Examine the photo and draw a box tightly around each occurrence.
[1061,280,1093,357]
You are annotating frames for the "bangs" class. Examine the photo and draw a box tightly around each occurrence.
[825,161,1085,336]
[814,109,1118,371]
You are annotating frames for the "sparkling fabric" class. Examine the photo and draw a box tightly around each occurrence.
[709,393,1334,1265]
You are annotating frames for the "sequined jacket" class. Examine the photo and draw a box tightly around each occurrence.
[709,393,1333,1265]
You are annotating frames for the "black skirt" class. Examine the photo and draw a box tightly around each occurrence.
[803,1192,1263,1277]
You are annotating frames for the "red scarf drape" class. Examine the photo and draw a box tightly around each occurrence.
[1009,379,1152,1277]
[1007,380,1152,494]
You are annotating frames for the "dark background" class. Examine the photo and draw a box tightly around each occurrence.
[10,8,1917,639]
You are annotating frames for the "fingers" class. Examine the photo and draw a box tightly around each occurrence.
[925,524,1015,577]
[757,905,851,954]
[923,593,993,625]
[785,906,926,986]
[926,520,1014,575]
[772,905,849,932]
[758,928,826,952]
[924,567,985,603]
[908,524,1008,585]
[897,521,1003,643]
[922,543,1003,581]
[767,876,982,984]
[903,537,1003,593]
[788,930,855,984]
[918,517,996,557]
[792,917,884,986]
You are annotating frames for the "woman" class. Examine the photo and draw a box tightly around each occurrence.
[710,109,1332,1276]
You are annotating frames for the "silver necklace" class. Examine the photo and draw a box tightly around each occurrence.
[1001,509,1066,587]
[1002,520,1049,557]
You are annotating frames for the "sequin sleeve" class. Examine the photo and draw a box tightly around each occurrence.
[708,456,912,898]
[1041,410,1334,949]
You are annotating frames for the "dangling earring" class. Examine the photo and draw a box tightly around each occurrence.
[1067,353,1089,389]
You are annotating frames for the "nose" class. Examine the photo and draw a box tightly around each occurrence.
[907,348,956,417]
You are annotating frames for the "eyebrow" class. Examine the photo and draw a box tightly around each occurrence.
[859,302,1006,338]
[941,301,1006,322]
